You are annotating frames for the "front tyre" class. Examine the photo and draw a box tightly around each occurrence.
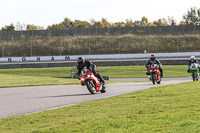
[151,73,156,84]
[192,73,195,81]
[86,80,96,94]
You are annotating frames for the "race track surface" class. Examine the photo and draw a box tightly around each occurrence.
[0,77,191,118]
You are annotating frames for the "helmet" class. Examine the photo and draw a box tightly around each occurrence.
[150,54,156,61]
[77,57,85,65]
[190,56,195,60]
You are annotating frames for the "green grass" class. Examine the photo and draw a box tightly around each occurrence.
[0,81,200,132]
[0,67,78,88]
[0,65,190,87]
[0,74,79,88]
[98,65,189,78]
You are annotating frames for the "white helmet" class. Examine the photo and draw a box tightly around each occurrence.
[190,56,195,60]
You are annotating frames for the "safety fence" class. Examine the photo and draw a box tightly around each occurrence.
[0,25,200,40]
[0,33,200,57]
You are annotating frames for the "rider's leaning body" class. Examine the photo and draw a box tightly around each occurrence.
[77,57,105,87]
[145,54,163,78]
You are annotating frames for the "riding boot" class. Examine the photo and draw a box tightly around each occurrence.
[160,71,163,78]
[159,68,163,78]
[91,65,106,90]
[98,74,105,85]
[99,76,106,92]
[95,72,106,87]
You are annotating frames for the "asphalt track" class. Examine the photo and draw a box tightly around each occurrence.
[0,77,191,118]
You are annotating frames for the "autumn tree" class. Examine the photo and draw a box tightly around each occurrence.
[183,7,200,25]
[92,20,105,28]
[61,17,72,29]
[47,24,60,30]
[167,16,176,26]
[73,20,91,28]
[90,19,103,28]
[125,19,134,27]
[141,16,149,26]
[134,20,144,27]
[90,19,97,28]
[90,18,110,28]
[47,17,72,29]
[2,24,15,31]
[26,24,44,30]
[112,22,126,27]
[153,18,168,26]
[179,21,187,26]
[101,18,111,28]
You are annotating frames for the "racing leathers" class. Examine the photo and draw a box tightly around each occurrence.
[77,60,105,85]
[145,59,163,78]
[188,59,199,66]
[187,59,200,72]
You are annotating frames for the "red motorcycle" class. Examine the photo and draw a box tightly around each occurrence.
[80,67,106,94]
[149,64,161,84]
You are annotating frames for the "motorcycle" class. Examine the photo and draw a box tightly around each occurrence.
[80,67,106,94]
[149,64,161,84]
[189,63,199,81]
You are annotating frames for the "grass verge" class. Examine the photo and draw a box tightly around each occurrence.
[0,65,189,87]
[98,65,189,78]
[0,81,199,132]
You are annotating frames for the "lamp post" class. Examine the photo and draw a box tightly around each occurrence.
[96,24,98,35]
[69,22,73,36]
[0,31,3,57]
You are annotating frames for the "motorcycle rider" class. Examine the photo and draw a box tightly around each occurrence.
[187,56,200,73]
[77,57,106,91]
[145,54,163,78]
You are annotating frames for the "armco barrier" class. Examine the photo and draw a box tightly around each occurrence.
[0,52,197,69]
[0,52,199,63]
[0,58,190,69]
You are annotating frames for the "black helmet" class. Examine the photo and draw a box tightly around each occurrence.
[150,54,156,61]
[77,57,85,65]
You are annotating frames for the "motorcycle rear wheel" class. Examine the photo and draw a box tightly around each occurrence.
[86,80,97,94]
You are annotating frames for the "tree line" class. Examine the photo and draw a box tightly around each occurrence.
[1,7,200,31]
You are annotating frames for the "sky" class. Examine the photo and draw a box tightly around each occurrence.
[0,0,200,29]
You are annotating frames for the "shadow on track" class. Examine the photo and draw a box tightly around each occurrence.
[33,93,100,99]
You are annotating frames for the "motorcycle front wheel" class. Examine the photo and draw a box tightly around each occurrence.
[86,80,97,94]
[192,73,195,81]
[151,73,156,84]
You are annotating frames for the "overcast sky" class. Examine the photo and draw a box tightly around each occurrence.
[0,0,199,29]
